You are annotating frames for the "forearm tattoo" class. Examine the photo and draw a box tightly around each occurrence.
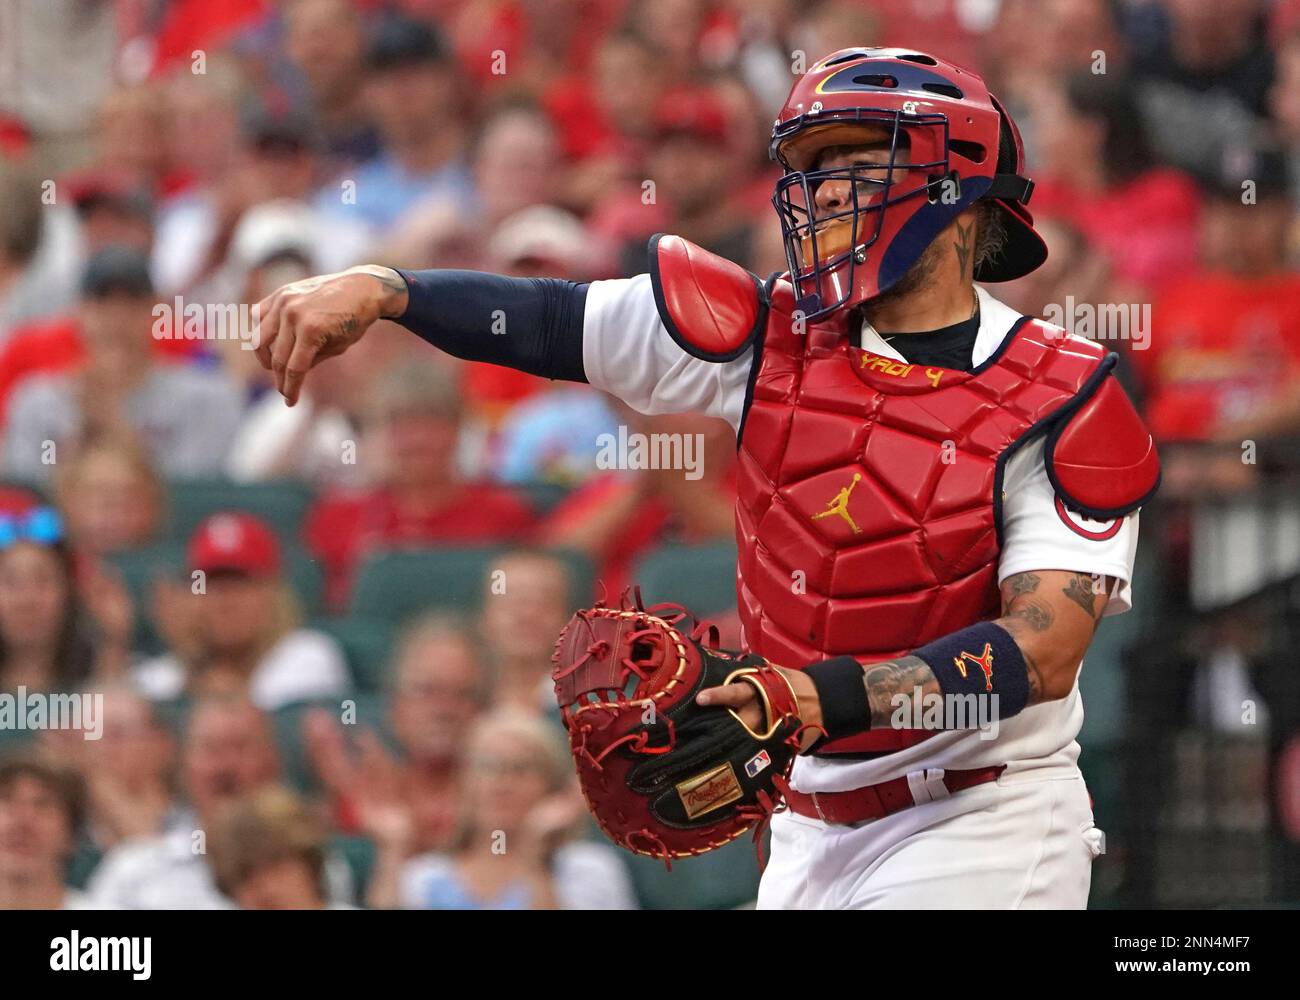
[863,655,939,728]
[995,571,1054,703]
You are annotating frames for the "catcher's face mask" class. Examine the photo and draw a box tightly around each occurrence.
[771,47,1045,322]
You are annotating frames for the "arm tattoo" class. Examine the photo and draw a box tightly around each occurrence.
[862,655,938,729]
[954,218,974,277]
[1061,573,1104,620]
[995,571,1056,705]
[1007,571,1041,598]
[998,571,1054,633]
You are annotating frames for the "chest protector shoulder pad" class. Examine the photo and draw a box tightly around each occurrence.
[649,233,767,361]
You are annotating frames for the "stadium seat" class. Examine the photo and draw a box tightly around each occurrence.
[331,834,377,906]
[107,541,187,655]
[108,541,325,653]
[623,835,763,910]
[349,546,594,624]
[165,478,315,543]
[519,481,571,515]
[283,545,325,620]
[316,616,397,692]
[269,693,389,794]
[631,541,739,615]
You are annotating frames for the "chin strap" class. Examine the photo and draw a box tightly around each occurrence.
[984,173,1035,205]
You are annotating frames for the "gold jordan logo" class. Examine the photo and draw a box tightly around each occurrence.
[812,473,862,534]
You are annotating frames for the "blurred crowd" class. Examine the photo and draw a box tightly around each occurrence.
[2,0,1300,909]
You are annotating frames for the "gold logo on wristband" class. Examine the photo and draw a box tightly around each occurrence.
[953,643,995,691]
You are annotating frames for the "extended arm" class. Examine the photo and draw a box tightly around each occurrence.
[252,265,587,405]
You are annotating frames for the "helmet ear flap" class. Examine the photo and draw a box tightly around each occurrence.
[991,94,1022,176]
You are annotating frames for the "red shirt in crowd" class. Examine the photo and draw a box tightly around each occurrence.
[1130,269,1300,441]
[1030,168,1201,288]
[0,316,198,430]
[305,483,539,611]
[541,467,738,599]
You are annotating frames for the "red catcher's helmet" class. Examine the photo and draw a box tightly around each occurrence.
[770,47,1045,320]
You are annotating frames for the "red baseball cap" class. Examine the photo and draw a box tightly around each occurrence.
[187,512,281,577]
[652,87,730,143]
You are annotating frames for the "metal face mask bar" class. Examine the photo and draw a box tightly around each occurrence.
[770,108,951,320]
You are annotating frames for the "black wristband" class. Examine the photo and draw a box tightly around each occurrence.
[802,656,869,742]
[912,621,1030,720]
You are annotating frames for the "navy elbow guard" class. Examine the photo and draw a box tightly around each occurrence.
[913,622,1031,723]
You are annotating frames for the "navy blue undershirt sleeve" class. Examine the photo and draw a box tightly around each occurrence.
[394,269,589,383]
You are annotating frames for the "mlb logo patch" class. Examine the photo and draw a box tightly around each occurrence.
[744,750,772,778]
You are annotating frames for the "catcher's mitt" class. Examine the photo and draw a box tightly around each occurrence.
[551,592,806,864]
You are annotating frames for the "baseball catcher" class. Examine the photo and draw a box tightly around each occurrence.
[253,47,1159,908]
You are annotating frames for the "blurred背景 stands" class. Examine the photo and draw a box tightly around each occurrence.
[133,512,348,710]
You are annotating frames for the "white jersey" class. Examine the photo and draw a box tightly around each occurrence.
[582,278,1139,791]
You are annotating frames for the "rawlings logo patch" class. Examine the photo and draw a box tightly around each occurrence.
[676,763,743,819]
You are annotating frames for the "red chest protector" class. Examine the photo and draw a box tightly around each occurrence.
[649,235,1159,757]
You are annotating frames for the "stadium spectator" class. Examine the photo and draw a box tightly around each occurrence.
[52,435,167,559]
[0,161,62,344]
[0,507,130,693]
[378,102,563,269]
[612,84,757,275]
[315,15,474,237]
[208,785,341,909]
[1269,19,1300,215]
[305,361,538,610]
[0,754,91,909]
[65,170,156,260]
[541,412,737,597]
[543,27,665,215]
[1028,71,1201,292]
[1142,142,1300,433]
[1126,0,1276,175]
[151,57,253,296]
[0,0,118,174]
[306,614,485,854]
[283,0,382,171]
[478,550,574,714]
[984,0,1125,115]
[91,85,170,195]
[1132,144,1300,494]
[379,708,635,909]
[465,204,622,480]
[133,512,349,710]
[40,686,180,852]
[2,247,246,482]
[86,694,353,907]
